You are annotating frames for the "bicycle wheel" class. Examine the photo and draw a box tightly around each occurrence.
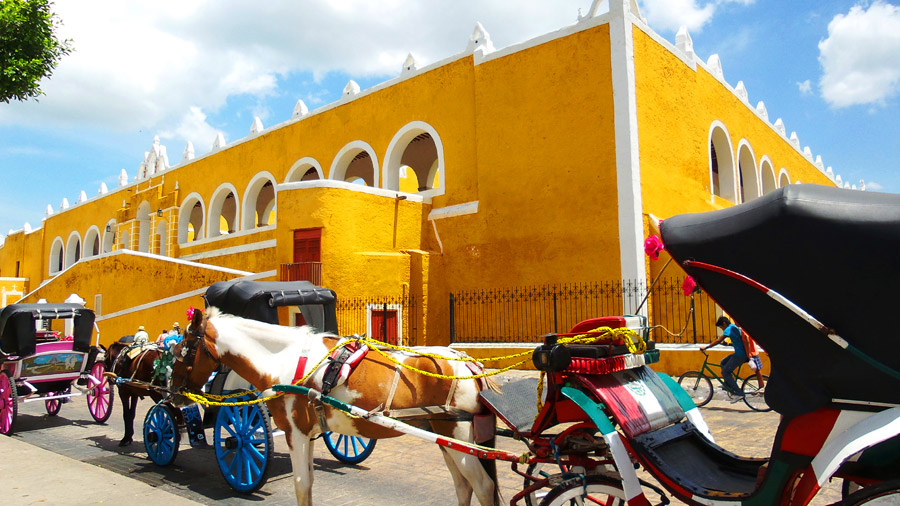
[539,474,626,506]
[678,371,713,406]
[741,375,771,412]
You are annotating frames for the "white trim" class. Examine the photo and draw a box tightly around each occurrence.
[475,13,612,66]
[382,120,446,197]
[709,121,737,203]
[97,269,276,322]
[180,239,277,262]
[180,222,273,249]
[811,406,900,485]
[428,201,479,220]
[241,171,277,230]
[736,139,760,203]
[330,140,380,187]
[177,192,206,244]
[278,179,429,203]
[610,1,645,315]
[207,183,240,238]
[285,157,324,183]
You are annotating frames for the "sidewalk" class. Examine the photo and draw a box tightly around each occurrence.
[1,434,201,505]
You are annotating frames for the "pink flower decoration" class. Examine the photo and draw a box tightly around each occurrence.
[186,306,196,322]
[682,276,697,296]
[644,235,664,260]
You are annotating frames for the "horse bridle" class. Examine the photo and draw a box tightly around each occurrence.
[172,318,217,394]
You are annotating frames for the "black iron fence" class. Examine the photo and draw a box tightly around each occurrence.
[335,295,419,346]
[450,278,720,344]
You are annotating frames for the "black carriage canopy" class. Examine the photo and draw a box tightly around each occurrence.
[660,184,900,418]
[0,303,95,357]
[204,280,338,333]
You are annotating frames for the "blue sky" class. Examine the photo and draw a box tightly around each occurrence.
[1,0,898,237]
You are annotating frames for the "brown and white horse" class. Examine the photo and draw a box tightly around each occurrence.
[172,307,501,506]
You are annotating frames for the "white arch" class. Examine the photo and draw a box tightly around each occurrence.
[136,201,151,252]
[178,193,206,244]
[383,121,446,195]
[155,219,168,256]
[709,121,736,203]
[102,220,116,253]
[49,237,64,275]
[759,156,777,195]
[736,140,760,203]
[329,140,380,187]
[285,157,324,182]
[83,226,101,258]
[241,171,277,230]
[208,183,239,238]
[65,231,82,268]
[778,168,792,188]
[120,230,131,250]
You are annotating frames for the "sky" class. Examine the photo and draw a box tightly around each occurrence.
[1,0,899,237]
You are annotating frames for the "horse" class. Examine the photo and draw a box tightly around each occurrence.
[105,337,166,446]
[171,307,502,506]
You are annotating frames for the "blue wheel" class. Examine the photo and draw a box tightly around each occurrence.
[323,432,377,464]
[214,397,273,493]
[143,404,180,466]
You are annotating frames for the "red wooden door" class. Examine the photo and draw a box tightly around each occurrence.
[293,228,321,263]
[370,309,398,345]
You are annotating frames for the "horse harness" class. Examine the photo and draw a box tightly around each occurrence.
[300,338,477,433]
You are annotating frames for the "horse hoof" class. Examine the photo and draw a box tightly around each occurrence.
[118,438,133,447]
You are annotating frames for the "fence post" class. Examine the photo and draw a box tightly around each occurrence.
[449,293,455,343]
[691,291,698,344]
[552,292,558,333]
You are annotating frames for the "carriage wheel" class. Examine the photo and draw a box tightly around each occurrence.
[524,462,567,506]
[323,432,377,464]
[538,475,627,506]
[144,404,180,466]
[741,374,772,412]
[45,393,62,416]
[677,371,713,406]
[86,361,114,423]
[0,371,17,436]
[214,398,274,493]
[841,478,900,505]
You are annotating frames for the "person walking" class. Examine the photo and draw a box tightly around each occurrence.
[701,316,749,402]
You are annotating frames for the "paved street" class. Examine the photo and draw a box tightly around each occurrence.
[1,376,842,505]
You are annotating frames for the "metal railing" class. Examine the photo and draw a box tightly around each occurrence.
[335,295,419,347]
[450,278,720,344]
[279,262,322,285]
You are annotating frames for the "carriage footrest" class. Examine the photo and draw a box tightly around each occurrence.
[181,404,207,448]
[479,378,539,437]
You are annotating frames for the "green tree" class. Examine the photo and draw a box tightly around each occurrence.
[0,0,72,103]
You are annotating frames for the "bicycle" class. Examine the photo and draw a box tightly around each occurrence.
[677,349,771,411]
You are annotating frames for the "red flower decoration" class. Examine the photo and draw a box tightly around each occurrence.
[682,276,697,296]
[644,235,664,260]
[186,306,197,322]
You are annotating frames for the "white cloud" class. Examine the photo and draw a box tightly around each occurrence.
[158,107,222,153]
[0,0,593,135]
[819,1,900,108]
[797,79,812,95]
[866,181,884,191]
[641,0,716,33]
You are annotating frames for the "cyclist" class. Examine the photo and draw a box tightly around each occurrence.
[701,316,748,402]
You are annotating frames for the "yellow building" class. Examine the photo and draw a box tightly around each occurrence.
[0,1,839,373]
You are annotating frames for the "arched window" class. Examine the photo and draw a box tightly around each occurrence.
[760,157,777,195]
[384,122,445,195]
[178,194,205,243]
[120,230,131,250]
[330,141,379,187]
[102,220,116,253]
[208,184,239,238]
[736,141,759,203]
[83,227,101,258]
[136,201,151,252]
[285,157,324,182]
[242,172,276,230]
[49,237,64,274]
[778,169,791,188]
[65,232,82,268]
[709,123,736,203]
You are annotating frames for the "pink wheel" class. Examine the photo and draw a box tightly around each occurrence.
[45,395,62,416]
[86,361,113,423]
[0,371,17,435]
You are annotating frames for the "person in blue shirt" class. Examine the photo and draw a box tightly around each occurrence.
[701,316,749,401]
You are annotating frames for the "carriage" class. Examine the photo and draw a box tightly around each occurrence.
[172,185,900,505]
[141,279,375,493]
[0,303,113,435]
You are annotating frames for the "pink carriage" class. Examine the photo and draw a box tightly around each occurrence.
[0,303,113,434]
